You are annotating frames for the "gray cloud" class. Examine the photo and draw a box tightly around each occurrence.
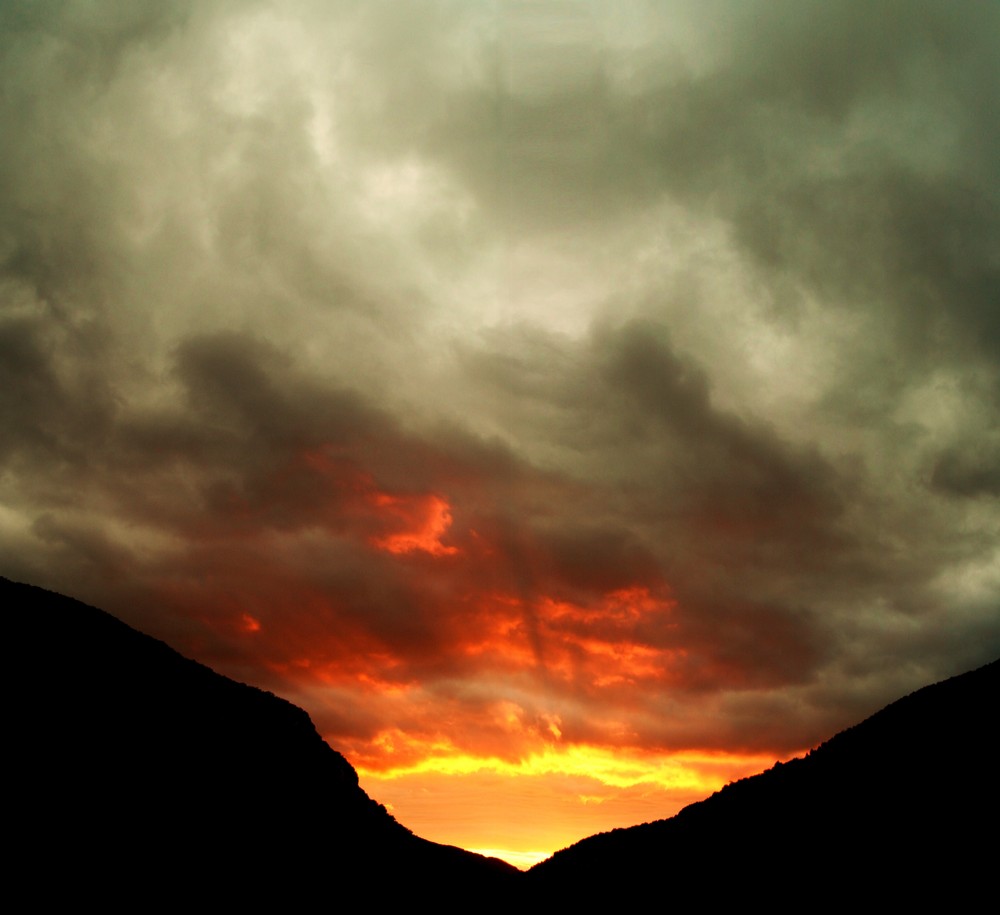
[1,0,998,810]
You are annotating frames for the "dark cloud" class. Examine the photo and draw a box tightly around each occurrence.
[1,0,999,850]
[931,444,1000,499]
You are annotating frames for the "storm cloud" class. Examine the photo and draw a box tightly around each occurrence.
[2,0,998,856]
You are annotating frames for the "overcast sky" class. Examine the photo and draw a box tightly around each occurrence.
[3,0,998,863]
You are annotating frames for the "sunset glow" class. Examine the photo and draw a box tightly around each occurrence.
[356,736,762,789]
[355,743,786,866]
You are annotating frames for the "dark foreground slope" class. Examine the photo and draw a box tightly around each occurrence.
[6,577,517,905]
[527,657,999,905]
[9,573,996,906]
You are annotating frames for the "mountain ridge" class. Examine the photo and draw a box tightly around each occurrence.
[526,655,998,903]
[8,574,996,905]
[7,576,518,905]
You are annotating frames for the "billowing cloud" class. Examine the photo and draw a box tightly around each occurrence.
[2,0,998,864]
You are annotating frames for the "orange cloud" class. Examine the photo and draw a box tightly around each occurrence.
[133,432,826,871]
[438,586,680,691]
[370,492,460,557]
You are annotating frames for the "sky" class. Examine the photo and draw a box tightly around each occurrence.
[2,0,999,867]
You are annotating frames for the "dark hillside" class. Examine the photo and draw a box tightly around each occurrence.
[9,573,995,907]
[527,657,999,905]
[6,577,517,905]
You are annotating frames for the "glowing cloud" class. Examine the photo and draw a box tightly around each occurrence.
[371,493,460,557]
[356,733,772,793]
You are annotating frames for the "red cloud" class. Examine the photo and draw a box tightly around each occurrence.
[370,492,460,557]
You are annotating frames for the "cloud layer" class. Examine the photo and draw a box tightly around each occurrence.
[3,0,998,857]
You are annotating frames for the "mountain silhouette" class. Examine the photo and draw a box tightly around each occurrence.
[7,577,517,905]
[9,574,997,906]
[526,655,999,905]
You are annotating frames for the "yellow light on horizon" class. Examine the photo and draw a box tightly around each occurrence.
[354,737,796,868]
[467,848,552,871]
[356,732,778,791]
